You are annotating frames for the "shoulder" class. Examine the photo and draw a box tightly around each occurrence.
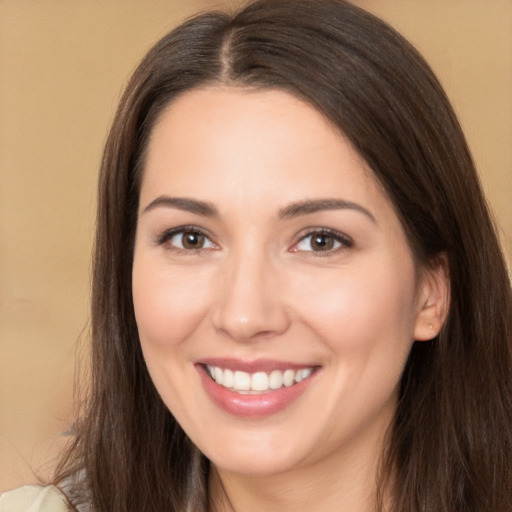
[0,485,72,512]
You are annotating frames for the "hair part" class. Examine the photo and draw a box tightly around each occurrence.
[54,1,512,511]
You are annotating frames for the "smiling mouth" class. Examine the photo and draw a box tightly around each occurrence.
[204,365,317,394]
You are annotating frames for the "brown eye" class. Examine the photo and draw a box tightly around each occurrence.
[181,231,205,249]
[294,230,352,253]
[165,229,215,251]
[310,234,335,251]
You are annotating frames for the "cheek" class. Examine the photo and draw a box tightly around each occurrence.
[131,256,211,352]
[290,255,418,355]
[131,256,214,420]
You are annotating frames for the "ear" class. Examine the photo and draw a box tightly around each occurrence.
[413,253,450,341]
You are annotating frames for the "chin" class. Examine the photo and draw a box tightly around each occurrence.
[194,426,317,478]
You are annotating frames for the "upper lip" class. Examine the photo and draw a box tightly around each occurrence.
[195,357,319,373]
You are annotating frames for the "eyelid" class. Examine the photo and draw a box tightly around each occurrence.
[155,225,218,251]
[153,225,352,255]
[290,227,353,254]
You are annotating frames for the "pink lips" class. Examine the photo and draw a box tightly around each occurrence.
[196,358,318,418]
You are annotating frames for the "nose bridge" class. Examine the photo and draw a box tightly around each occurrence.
[212,243,289,341]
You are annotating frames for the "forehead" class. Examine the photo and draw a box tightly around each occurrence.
[141,87,380,203]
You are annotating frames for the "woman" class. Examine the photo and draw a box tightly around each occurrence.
[2,0,511,510]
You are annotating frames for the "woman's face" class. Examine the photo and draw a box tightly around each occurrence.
[132,87,432,477]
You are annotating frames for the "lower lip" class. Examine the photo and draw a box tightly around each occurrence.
[197,366,316,418]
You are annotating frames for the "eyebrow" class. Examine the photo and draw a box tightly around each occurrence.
[279,199,377,223]
[142,196,218,217]
[142,196,376,224]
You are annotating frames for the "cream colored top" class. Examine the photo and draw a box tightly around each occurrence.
[0,486,71,512]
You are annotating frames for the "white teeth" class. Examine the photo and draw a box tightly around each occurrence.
[251,372,269,391]
[296,368,313,383]
[283,369,295,387]
[302,368,313,379]
[269,370,283,389]
[233,370,251,391]
[223,369,234,388]
[205,365,315,393]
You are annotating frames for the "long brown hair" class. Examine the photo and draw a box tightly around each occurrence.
[54,1,512,510]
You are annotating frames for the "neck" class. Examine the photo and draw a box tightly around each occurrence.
[208,419,392,512]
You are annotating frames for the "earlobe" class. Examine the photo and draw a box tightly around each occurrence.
[413,254,450,341]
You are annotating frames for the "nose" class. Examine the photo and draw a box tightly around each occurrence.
[211,252,291,342]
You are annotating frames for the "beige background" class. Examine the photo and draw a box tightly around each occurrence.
[1,0,511,492]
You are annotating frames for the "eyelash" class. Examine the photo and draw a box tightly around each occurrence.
[292,228,353,256]
[156,225,217,254]
[155,226,353,256]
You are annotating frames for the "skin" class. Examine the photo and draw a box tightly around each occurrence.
[132,87,447,511]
